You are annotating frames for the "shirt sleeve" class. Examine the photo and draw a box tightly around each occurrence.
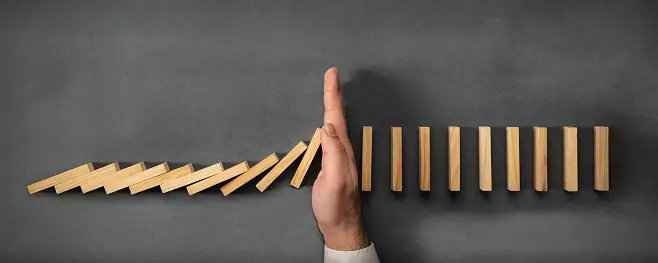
[324,242,380,263]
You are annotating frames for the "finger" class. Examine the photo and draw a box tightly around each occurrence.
[320,123,350,177]
[323,67,348,140]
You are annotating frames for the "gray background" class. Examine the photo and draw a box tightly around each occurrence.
[1,0,657,262]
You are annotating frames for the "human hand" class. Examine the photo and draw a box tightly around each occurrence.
[312,67,370,251]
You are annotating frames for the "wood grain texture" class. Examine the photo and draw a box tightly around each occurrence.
[448,126,460,191]
[256,141,307,192]
[27,163,94,194]
[221,154,279,196]
[290,128,322,188]
[506,127,520,191]
[361,126,373,191]
[80,162,145,193]
[104,163,170,194]
[54,163,120,194]
[419,127,431,191]
[594,126,609,191]
[479,126,492,191]
[129,164,194,194]
[187,162,250,195]
[563,127,578,192]
[161,162,224,193]
[391,127,403,191]
[534,127,548,192]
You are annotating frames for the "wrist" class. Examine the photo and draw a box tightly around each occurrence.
[322,222,370,251]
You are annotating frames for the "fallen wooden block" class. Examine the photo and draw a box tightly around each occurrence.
[594,126,609,191]
[186,162,250,195]
[563,127,578,192]
[80,163,145,193]
[391,127,403,191]
[54,163,120,194]
[448,126,460,191]
[256,142,308,192]
[222,154,279,196]
[27,163,94,194]
[104,163,170,194]
[479,126,492,191]
[290,128,322,188]
[506,127,520,191]
[534,127,548,191]
[161,162,225,193]
[419,127,431,191]
[129,164,194,194]
[361,126,373,191]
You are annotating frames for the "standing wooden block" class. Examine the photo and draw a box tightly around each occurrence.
[563,127,578,192]
[391,127,403,191]
[221,154,280,196]
[161,162,225,193]
[594,126,609,191]
[534,127,548,192]
[419,127,431,191]
[479,126,492,191]
[80,162,145,193]
[187,162,250,195]
[256,142,308,192]
[506,127,520,191]
[105,163,170,194]
[54,163,120,194]
[448,126,460,191]
[27,163,94,194]
[129,164,194,194]
[361,126,373,192]
[290,128,322,188]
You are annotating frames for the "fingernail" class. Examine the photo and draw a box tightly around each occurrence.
[323,123,338,137]
[325,67,337,79]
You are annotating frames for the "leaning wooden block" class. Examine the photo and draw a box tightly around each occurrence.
[256,142,308,192]
[80,162,145,193]
[506,127,520,191]
[129,164,194,194]
[105,163,170,194]
[54,163,120,194]
[290,128,322,188]
[563,127,578,192]
[479,126,492,191]
[594,126,609,191]
[187,162,250,195]
[27,163,94,194]
[222,154,279,196]
[419,127,431,191]
[161,162,224,193]
[534,127,548,192]
[361,126,373,192]
[391,127,403,191]
[448,126,460,191]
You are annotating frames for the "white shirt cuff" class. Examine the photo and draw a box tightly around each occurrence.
[324,242,380,263]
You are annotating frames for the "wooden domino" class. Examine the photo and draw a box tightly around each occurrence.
[105,163,170,194]
[290,128,322,188]
[80,163,145,193]
[506,127,520,191]
[563,127,578,192]
[129,164,194,194]
[161,162,225,193]
[479,126,492,191]
[361,126,373,191]
[594,126,609,191]
[221,154,279,196]
[419,127,431,191]
[256,142,308,192]
[54,163,120,194]
[448,126,460,191]
[534,127,548,191]
[187,162,250,195]
[391,127,403,191]
[27,163,94,194]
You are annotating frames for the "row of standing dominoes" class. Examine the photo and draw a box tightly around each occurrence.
[361,126,610,192]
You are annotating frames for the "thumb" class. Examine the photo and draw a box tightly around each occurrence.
[321,123,349,176]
